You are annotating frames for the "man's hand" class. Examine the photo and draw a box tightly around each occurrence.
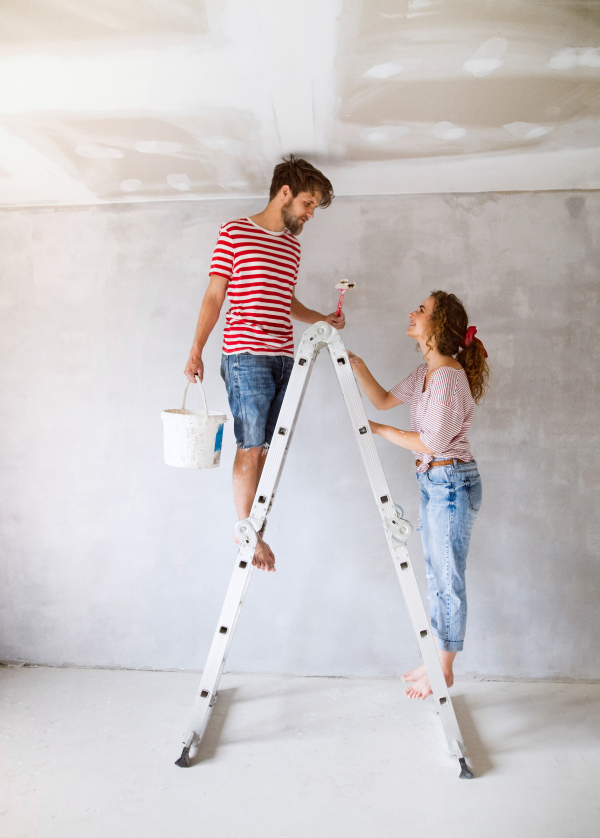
[184,351,204,382]
[369,420,381,435]
[325,311,346,330]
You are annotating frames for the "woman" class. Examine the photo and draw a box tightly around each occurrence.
[349,291,489,700]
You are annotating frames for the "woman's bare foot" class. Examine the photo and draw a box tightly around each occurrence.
[405,674,432,700]
[403,649,456,699]
[402,663,427,683]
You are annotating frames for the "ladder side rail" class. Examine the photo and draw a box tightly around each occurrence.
[250,337,319,523]
[387,541,465,754]
[179,330,320,759]
[325,337,399,524]
[327,338,466,758]
[181,534,257,748]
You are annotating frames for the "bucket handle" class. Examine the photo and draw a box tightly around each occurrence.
[182,375,208,425]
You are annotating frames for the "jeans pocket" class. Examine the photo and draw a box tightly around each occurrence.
[426,469,451,488]
[465,475,482,512]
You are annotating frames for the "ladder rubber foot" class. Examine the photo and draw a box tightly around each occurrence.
[174,746,191,768]
[458,757,474,779]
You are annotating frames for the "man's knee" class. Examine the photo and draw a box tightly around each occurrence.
[235,445,263,462]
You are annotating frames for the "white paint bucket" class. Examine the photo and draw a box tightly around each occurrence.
[161,377,227,469]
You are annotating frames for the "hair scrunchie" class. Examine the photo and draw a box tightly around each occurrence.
[461,326,488,358]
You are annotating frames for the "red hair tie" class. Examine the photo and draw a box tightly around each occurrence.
[461,326,488,358]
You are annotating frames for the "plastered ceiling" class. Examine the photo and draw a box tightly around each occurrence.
[1,0,600,207]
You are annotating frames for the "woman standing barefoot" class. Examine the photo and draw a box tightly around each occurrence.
[349,291,489,700]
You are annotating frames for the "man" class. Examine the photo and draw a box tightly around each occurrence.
[184,156,345,572]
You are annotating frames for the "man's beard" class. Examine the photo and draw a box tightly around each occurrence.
[281,201,304,236]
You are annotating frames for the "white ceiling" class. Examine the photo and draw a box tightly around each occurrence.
[1,0,600,207]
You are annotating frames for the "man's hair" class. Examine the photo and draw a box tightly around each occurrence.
[269,155,334,208]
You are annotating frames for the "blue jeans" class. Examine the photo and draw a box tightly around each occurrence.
[416,458,482,652]
[220,353,293,450]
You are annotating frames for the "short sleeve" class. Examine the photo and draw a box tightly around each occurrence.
[390,368,420,404]
[419,370,463,454]
[209,225,234,281]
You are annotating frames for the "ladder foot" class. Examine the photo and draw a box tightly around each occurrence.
[174,746,191,768]
[458,757,474,779]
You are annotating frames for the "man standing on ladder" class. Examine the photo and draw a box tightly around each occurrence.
[184,156,345,572]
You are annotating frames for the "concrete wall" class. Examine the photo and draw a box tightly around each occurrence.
[1,191,598,679]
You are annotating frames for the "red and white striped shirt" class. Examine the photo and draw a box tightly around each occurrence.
[390,364,474,473]
[209,217,301,356]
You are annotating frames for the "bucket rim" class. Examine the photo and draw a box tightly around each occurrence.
[161,409,227,421]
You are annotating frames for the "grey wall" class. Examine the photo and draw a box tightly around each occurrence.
[1,192,598,679]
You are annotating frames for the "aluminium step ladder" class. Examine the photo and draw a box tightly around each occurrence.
[175,321,474,779]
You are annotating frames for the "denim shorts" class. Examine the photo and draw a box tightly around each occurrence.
[220,353,294,450]
[416,458,482,653]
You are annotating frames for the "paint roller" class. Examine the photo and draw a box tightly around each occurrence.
[335,279,356,316]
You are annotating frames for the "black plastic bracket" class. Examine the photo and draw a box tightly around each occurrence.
[458,757,474,779]
[174,746,191,768]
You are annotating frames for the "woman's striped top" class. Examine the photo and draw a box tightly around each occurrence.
[209,217,301,356]
[390,363,475,473]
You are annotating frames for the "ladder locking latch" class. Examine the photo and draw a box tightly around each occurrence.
[337,356,346,365]
[385,516,413,543]
[234,517,261,550]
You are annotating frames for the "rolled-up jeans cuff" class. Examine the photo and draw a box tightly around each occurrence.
[434,634,463,653]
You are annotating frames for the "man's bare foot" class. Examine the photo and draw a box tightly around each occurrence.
[402,663,426,683]
[252,534,275,572]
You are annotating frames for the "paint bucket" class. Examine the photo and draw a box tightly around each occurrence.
[161,376,227,469]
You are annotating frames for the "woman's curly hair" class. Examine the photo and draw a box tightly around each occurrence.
[424,290,489,404]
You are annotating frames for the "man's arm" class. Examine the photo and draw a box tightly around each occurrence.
[184,274,228,382]
[290,292,346,330]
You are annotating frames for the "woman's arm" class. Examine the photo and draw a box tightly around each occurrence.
[348,353,401,411]
[369,421,436,455]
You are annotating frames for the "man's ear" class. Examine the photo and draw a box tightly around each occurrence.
[279,184,291,203]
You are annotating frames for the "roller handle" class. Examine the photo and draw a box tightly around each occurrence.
[335,290,347,317]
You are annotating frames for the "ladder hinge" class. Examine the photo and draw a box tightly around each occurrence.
[384,517,413,543]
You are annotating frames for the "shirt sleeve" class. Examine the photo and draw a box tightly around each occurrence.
[209,225,234,281]
[419,370,464,454]
[390,368,419,404]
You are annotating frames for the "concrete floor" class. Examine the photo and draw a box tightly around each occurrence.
[1,667,599,838]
